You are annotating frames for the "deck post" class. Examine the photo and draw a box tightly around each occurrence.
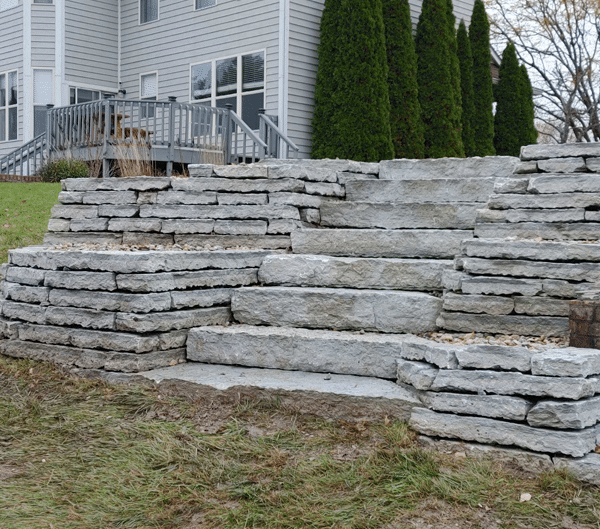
[167,96,177,177]
[102,99,111,178]
[224,103,233,165]
[45,104,54,165]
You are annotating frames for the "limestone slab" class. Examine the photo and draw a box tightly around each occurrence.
[0,317,19,339]
[438,311,569,337]
[291,229,474,259]
[537,157,587,173]
[304,182,345,197]
[161,219,215,234]
[121,233,175,246]
[108,218,163,232]
[172,177,305,193]
[214,220,267,235]
[488,193,600,209]
[213,164,268,178]
[173,234,290,249]
[98,205,139,217]
[480,208,586,223]
[299,208,320,224]
[462,239,600,262]
[528,396,600,429]
[460,276,543,296]
[170,288,232,309]
[3,284,49,304]
[267,164,337,183]
[188,164,215,177]
[116,269,258,293]
[188,325,416,378]
[441,270,468,291]
[268,192,323,208]
[2,301,46,324]
[521,143,600,160]
[475,222,600,241]
[267,219,304,234]
[586,211,600,222]
[528,174,600,194]
[155,191,217,205]
[232,287,442,333]
[44,271,117,291]
[258,254,452,291]
[423,392,532,421]
[553,454,600,485]
[396,359,439,390]
[137,192,157,204]
[43,232,123,245]
[139,204,300,220]
[379,157,519,180]
[410,408,599,457]
[47,219,71,232]
[48,289,172,313]
[542,279,581,298]
[514,297,571,317]
[69,218,109,232]
[5,266,46,286]
[80,191,138,205]
[217,193,268,205]
[531,347,600,377]
[46,306,116,330]
[513,161,538,174]
[345,178,495,204]
[586,158,600,172]
[320,202,480,229]
[442,292,514,315]
[115,306,231,333]
[455,345,533,372]
[51,205,98,219]
[493,178,530,194]
[58,191,84,203]
[62,177,171,192]
[399,338,459,369]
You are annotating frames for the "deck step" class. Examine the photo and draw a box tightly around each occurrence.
[187,325,419,378]
[345,178,495,204]
[320,202,480,230]
[138,362,421,420]
[291,229,473,258]
[232,286,442,334]
[259,254,453,291]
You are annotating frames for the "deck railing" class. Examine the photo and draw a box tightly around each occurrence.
[0,133,47,176]
[259,112,300,159]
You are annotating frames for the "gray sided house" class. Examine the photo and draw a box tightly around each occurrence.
[0,0,476,161]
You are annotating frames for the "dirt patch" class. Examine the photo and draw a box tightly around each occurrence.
[0,464,23,481]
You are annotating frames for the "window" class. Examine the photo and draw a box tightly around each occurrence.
[33,0,54,4]
[141,72,158,118]
[195,0,216,10]
[69,87,115,105]
[191,51,264,129]
[140,0,158,23]
[0,71,18,142]
[0,0,18,12]
[33,69,53,137]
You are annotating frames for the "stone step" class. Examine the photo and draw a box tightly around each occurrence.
[292,229,473,259]
[475,222,600,241]
[231,286,442,334]
[379,157,518,180]
[462,239,600,262]
[258,254,453,291]
[187,325,419,378]
[137,362,421,421]
[320,202,480,229]
[345,178,495,204]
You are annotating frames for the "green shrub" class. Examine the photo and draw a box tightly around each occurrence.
[457,20,476,157]
[38,158,90,182]
[519,64,538,147]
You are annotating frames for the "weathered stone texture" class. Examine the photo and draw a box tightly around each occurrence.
[217,193,268,205]
[108,219,163,233]
[172,177,305,194]
[528,174,600,194]
[537,157,587,173]
[442,293,514,315]
[170,288,232,309]
[554,454,600,485]
[475,222,600,241]
[379,157,518,180]
[63,177,171,192]
[423,392,532,421]
[45,306,116,330]
[44,271,117,291]
[3,284,50,304]
[463,240,600,263]
[514,297,571,317]
[155,191,217,205]
[48,289,172,314]
[160,219,215,234]
[139,204,300,220]
[173,234,291,250]
[396,359,439,390]
[454,345,533,372]
[398,339,459,369]
[531,347,600,377]
[459,276,543,296]
[521,143,600,160]
[528,396,600,429]
[115,306,231,333]
[493,178,529,194]
[214,220,268,235]
[5,266,46,286]
[488,193,600,210]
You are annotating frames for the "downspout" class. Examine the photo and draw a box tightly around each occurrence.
[118,0,122,89]
[277,0,290,135]
[55,0,65,106]
[23,0,32,141]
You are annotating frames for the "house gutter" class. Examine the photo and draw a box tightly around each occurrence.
[277,0,289,135]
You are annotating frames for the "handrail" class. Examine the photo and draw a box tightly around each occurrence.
[259,113,300,159]
[228,110,267,164]
[0,133,47,176]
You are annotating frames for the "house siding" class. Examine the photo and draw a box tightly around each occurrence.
[64,0,119,90]
[119,0,280,116]
[31,3,55,68]
[0,3,23,158]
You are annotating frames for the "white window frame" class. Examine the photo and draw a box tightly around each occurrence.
[33,68,55,138]
[0,69,19,143]
[139,0,159,25]
[194,0,216,11]
[140,71,158,119]
[0,0,18,12]
[69,86,116,105]
[32,0,54,5]
[189,49,266,129]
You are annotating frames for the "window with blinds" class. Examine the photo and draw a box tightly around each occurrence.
[141,72,158,118]
[0,71,18,142]
[140,0,158,24]
[195,0,216,9]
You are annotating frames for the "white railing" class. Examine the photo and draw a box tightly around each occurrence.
[0,133,47,176]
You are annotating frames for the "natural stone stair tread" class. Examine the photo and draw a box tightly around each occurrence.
[521,143,600,160]
[475,222,600,241]
[344,178,495,203]
[291,229,473,258]
[409,408,599,457]
[320,202,480,230]
[258,254,453,290]
[379,157,519,180]
[462,239,600,262]
[187,325,419,379]
[232,286,441,334]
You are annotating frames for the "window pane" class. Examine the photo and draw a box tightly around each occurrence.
[77,89,96,103]
[191,63,211,100]
[70,87,76,105]
[242,52,264,92]
[140,0,158,23]
[216,57,237,96]
[141,74,157,98]
[196,0,216,9]
[8,71,17,105]
[8,106,17,140]
[216,97,236,112]
[242,92,263,130]
[0,109,5,142]
[0,74,5,107]
[33,70,53,105]
[0,0,18,11]
[34,106,48,137]
[34,0,54,4]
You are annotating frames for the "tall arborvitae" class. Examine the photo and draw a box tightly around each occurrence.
[494,42,523,156]
[311,0,340,159]
[469,0,495,156]
[519,64,538,146]
[383,0,424,159]
[312,0,393,162]
[446,0,465,157]
[457,20,476,156]
[416,0,464,158]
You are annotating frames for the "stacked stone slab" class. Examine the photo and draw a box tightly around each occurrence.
[397,337,600,460]
[439,144,600,337]
[0,246,275,372]
[189,157,521,377]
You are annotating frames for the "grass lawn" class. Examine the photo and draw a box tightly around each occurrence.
[0,182,61,265]
[0,356,599,528]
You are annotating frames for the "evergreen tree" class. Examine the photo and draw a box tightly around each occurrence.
[457,20,476,156]
[446,0,465,157]
[519,64,538,146]
[494,42,523,156]
[312,0,393,162]
[383,0,424,159]
[416,0,464,158]
[469,0,495,156]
